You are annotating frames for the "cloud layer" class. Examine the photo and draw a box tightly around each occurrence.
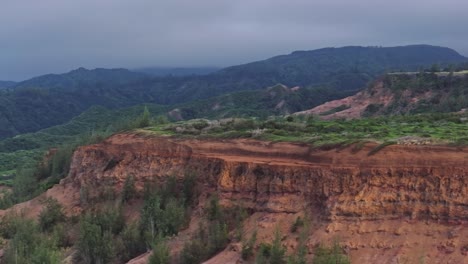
[1,0,467,80]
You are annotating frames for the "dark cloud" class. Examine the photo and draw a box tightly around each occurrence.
[1,0,467,80]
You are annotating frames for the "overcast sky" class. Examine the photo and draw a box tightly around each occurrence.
[1,0,467,81]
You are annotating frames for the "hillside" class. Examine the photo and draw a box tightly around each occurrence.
[0,45,465,140]
[133,66,220,76]
[169,84,355,120]
[297,71,468,118]
[0,81,16,89]
[1,133,466,263]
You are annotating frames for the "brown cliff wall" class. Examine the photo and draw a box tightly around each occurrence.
[3,133,467,263]
[69,134,467,223]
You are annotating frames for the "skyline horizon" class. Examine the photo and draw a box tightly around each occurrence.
[3,43,467,82]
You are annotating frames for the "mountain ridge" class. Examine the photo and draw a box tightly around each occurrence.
[0,44,466,140]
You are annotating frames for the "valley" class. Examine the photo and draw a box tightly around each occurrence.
[0,45,467,264]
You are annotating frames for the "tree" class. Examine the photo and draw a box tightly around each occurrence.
[241,230,257,260]
[120,222,146,261]
[122,175,136,202]
[77,214,115,264]
[148,236,170,264]
[39,198,66,232]
[313,240,350,264]
[430,64,440,73]
[3,217,61,264]
[140,193,163,246]
[137,105,151,128]
[270,228,286,264]
[160,198,185,236]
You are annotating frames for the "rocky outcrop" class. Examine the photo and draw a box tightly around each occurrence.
[3,133,467,263]
[69,134,467,221]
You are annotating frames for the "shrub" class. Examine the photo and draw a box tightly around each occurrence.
[313,240,350,264]
[120,223,146,261]
[136,106,151,128]
[122,175,136,202]
[39,198,66,232]
[77,214,115,264]
[270,229,286,264]
[241,231,257,260]
[149,236,170,264]
[290,216,304,233]
[3,217,61,264]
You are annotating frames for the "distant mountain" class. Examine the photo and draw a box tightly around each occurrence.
[14,67,147,90]
[0,44,466,139]
[134,66,220,77]
[0,81,16,89]
[126,45,467,105]
[215,44,467,91]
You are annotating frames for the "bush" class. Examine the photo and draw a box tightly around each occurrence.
[149,236,170,264]
[3,217,61,264]
[77,214,115,264]
[39,198,66,232]
[313,240,350,264]
[182,171,198,207]
[241,231,257,260]
[136,106,151,128]
[270,229,286,264]
[180,221,229,264]
[290,216,304,233]
[121,223,146,261]
[122,174,136,202]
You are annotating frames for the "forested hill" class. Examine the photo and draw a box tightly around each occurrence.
[217,44,467,91]
[13,67,148,90]
[0,81,16,89]
[0,45,466,139]
[133,66,220,77]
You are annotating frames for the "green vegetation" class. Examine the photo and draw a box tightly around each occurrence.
[148,236,170,264]
[180,195,232,264]
[145,112,468,147]
[382,72,468,114]
[241,230,257,260]
[39,198,66,232]
[0,170,201,264]
[0,104,165,177]
[313,240,350,264]
[0,106,164,209]
[255,229,287,264]
[1,45,464,140]
[2,216,62,264]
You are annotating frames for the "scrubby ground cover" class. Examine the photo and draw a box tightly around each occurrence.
[145,113,468,147]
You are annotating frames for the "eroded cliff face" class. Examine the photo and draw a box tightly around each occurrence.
[70,134,467,221]
[3,133,467,263]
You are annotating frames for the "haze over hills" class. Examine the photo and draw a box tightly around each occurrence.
[3,0,468,262]
[0,81,16,89]
[13,67,148,90]
[0,44,465,140]
[0,45,468,264]
[133,66,221,77]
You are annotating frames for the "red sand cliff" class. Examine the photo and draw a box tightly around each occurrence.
[2,133,467,263]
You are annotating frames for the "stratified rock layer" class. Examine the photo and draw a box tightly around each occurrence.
[3,133,467,263]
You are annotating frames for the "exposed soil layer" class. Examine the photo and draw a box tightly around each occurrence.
[2,133,467,263]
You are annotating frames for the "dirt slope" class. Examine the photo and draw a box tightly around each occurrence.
[2,133,467,264]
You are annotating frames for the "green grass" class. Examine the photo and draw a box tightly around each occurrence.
[143,113,468,147]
